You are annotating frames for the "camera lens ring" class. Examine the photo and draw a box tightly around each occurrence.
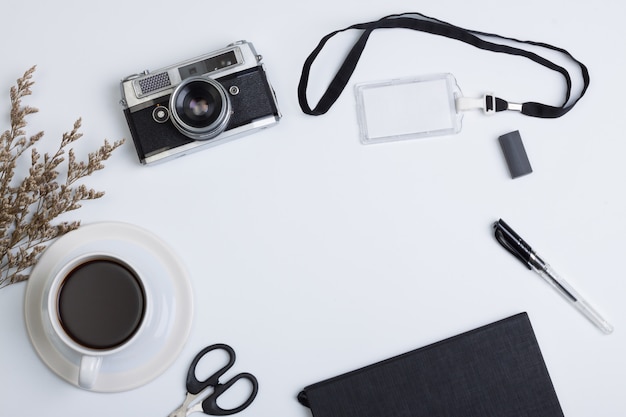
[169,76,231,140]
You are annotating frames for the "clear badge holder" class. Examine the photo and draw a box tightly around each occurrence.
[355,73,465,144]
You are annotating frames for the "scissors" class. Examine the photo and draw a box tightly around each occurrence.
[168,344,259,417]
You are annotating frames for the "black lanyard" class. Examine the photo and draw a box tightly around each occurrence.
[298,12,590,118]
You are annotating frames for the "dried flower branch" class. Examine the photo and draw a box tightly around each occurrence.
[0,66,125,288]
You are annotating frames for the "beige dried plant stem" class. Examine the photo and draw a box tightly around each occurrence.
[0,66,125,288]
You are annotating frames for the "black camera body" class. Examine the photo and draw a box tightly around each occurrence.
[120,41,281,164]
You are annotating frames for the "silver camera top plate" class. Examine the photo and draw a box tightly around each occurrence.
[121,41,261,111]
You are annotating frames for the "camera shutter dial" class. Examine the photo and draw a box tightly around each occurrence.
[152,106,170,123]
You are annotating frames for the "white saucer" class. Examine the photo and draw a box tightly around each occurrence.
[24,222,194,392]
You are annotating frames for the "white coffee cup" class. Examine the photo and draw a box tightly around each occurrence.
[43,253,149,389]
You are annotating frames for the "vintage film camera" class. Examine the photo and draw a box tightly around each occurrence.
[120,41,281,164]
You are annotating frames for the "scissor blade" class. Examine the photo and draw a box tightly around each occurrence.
[168,395,191,417]
[168,392,202,417]
[169,402,204,417]
[167,406,187,417]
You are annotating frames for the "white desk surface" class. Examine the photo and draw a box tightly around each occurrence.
[1,1,625,416]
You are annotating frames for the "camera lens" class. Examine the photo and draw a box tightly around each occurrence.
[170,76,231,140]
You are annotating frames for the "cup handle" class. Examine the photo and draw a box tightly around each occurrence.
[78,355,103,389]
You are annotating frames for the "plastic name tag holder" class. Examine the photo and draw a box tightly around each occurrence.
[355,73,462,144]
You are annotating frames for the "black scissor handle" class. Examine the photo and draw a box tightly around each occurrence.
[185,344,259,415]
[201,372,259,416]
[186,344,236,395]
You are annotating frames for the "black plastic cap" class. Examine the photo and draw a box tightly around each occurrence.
[498,130,533,178]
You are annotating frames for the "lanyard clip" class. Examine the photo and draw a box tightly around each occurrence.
[456,94,523,114]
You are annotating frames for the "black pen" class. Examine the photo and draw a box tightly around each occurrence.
[493,219,613,334]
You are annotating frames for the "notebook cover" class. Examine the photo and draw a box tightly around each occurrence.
[298,313,564,417]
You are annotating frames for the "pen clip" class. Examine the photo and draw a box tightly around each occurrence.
[493,219,532,269]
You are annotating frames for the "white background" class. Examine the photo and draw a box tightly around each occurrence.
[1,0,625,416]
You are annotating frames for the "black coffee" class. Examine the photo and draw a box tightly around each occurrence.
[57,259,145,350]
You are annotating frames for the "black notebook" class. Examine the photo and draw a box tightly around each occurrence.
[298,313,564,417]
